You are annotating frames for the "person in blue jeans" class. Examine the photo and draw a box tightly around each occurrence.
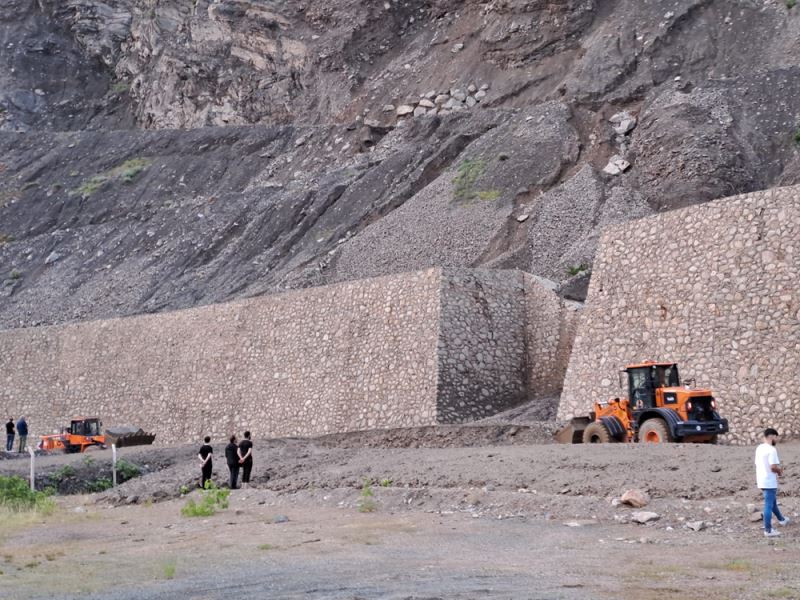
[16,416,28,453]
[755,428,789,537]
[5,417,14,452]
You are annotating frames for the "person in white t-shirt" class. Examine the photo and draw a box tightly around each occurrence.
[755,428,789,537]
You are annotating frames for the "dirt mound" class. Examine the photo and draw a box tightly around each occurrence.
[312,423,556,449]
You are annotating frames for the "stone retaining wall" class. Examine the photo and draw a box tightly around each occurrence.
[1,268,576,444]
[559,186,800,443]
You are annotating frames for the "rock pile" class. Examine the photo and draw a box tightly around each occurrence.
[390,83,490,120]
[603,110,637,176]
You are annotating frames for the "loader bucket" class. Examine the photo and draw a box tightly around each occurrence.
[104,427,156,448]
[554,417,592,444]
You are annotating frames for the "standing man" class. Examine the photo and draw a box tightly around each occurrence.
[238,431,253,489]
[5,418,14,452]
[755,427,789,537]
[225,435,240,490]
[16,416,27,454]
[198,436,213,489]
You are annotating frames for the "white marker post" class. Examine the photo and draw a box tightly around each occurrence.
[28,445,35,492]
[112,444,117,487]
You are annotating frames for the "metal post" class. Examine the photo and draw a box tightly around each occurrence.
[28,445,35,492]
[112,444,117,487]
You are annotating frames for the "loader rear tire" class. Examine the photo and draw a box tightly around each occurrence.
[582,422,614,444]
[638,418,672,444]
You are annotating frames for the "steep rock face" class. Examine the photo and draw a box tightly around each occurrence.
[1,0,799,328]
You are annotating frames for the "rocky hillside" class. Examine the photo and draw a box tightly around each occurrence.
[1,0,799,328]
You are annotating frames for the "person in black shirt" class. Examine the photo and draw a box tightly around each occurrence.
[198,436,213,489]
[5,418,14,452]
[238,431,254,489]
[225,435,240,490]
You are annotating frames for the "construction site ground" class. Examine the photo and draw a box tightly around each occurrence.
[1,426,799,600]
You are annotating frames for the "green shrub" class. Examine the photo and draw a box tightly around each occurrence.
[379,478,392,488]
[115,459,141,483]
[566,263,589,277]
[181,480,230,517]
[87,478,113,493]
[358,478,376,513]
[51,465,75,482]
[787,0,796,9]
[161,559,176,579]
[9,269,22,280]
[0,234,15,245]
[0,476,56,514]
[452,159,487,202]
[794,126,800,144]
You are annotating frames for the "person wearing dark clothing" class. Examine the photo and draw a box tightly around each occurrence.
[225,435,240,490]
[5,418,14,452]
[238,431,254,489]
[16,417,28,453]
[198,436,213,489]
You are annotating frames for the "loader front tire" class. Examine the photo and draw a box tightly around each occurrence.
[638,418,672,444]
[582,422,614,444]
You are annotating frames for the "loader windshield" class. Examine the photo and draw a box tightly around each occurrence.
[654,364,680,388]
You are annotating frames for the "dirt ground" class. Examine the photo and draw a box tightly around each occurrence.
[1,431,799,599]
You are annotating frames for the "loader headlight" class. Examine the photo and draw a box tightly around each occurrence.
[696,425,701,431]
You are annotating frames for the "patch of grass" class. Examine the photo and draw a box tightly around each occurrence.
[566,263,589,277]
[76,175,108,197]
[768,587,799,598]
[179,485,190,496]
[9,269,22,280]
[23,560,40,569]
[111,81,130,94]
[794,126,800,144]
[379,478,392,488]
[0,234,14,245]
[476,189,501,201]
[160,558,176,580]
[116,158,152,183]
[722,559,753,572]
[452,158,487,202]
[257,543,274,551]
[115,459,141,483]
[787,0,797,9]
[181,480,230,518]
[358,478,376,513]
[83,455,95,467]
[0,476,56,514]
[73,157,152,197]
[143,498,153,508]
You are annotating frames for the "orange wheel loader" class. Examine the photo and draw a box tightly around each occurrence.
[39,417,155,453]
[556,361,729,444]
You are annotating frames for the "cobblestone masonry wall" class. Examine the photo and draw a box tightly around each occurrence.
[1,268,576,444]
[559,187,800,444]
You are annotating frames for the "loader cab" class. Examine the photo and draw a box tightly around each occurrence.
[70,418,102,437]
[625,363,680,410]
